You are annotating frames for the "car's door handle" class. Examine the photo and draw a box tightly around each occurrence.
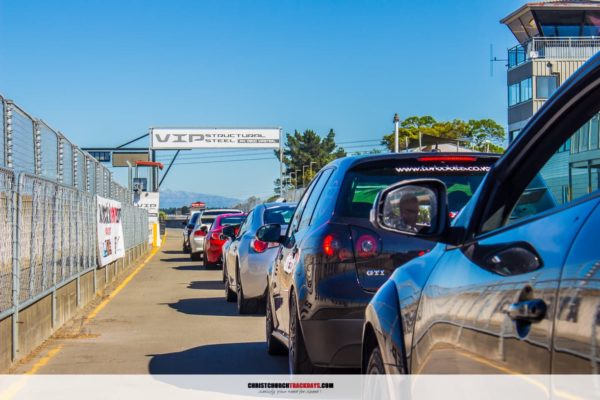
[507,299,547,322]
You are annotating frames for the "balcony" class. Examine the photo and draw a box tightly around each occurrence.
[508,37,600,69]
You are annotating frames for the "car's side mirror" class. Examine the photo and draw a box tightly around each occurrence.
[222,225,237,239]
[371,179,448,240]
[256,224,283,243]
[200,225,208,233]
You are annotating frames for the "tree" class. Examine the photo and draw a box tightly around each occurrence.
[181,205,190,215]
[274,129,346,191]
[382,116,505,153]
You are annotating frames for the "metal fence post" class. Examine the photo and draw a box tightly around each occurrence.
[51,184,58,328]
[6,104,12,169]
[11,173,22,360]
[28,178,37,300]
[34,122,41,176]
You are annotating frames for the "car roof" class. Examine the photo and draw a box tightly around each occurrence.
[215,212,246,221]
[263,202,298,209]
[324,151,500,172]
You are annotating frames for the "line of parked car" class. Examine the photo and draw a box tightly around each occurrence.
[182,54,600,375]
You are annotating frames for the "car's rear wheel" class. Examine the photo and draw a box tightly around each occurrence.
[366,346,385,374]
[222,258,227,282]
[289,292,316,374]
[224,267,236,302]
[191,252,201,261]
[266,294,286,355]
[237,265,257,314]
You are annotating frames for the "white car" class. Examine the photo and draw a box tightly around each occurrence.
[190,208,242,261]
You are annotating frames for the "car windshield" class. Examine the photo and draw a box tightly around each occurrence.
[219,215,246,226]
[189,213,200,225]
[199,210,241,225]
[338,160,494,218]
[264,206,295,225]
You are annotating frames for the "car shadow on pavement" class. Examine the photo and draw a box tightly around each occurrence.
[147,342,288,374]
[166,297,260,317]
[188,280,224,290]
[160,258,192,263]
[162,250,184,255]
[172,265,204,271]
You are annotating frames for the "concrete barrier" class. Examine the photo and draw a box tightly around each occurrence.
[0,244,151,372]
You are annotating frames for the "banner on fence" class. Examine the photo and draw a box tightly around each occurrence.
[97,195,125,266]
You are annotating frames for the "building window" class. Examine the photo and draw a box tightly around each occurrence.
[536,76,558,99]
[509,83,520,106]
[558,138,571,153]
[591,115,599,150]
[520,78,532,103]
[509,78,532,106]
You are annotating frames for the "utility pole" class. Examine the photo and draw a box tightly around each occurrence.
[393,113,400,153]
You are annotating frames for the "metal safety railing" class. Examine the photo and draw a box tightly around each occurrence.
[0,169,149,320]
[0,95,150,321]
[508,37,600,69]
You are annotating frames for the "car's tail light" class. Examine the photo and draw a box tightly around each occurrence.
[355,234,379,258]
[350,226,381,260]
[322,233,353,262]
[194,230,206,237]
[251,239,278,253]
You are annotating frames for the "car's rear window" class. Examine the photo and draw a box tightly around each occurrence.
[200,216,216,224]
[219,215,246,226]
[338,159,495,218]
[200,210,241,224]
[264,206,296,225]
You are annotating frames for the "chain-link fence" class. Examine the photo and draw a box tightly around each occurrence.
[0,95,150,320]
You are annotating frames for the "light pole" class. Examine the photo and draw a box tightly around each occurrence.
[310,161,317,176]
[295,169,301,187]
[393,113,400,153]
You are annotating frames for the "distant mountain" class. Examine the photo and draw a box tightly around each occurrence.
[159,189,241,209]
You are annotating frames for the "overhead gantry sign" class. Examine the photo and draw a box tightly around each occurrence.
[150,128,281,150]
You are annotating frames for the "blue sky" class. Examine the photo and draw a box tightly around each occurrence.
[0,0,524,199]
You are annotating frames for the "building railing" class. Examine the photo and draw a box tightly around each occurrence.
[508,37,600,69]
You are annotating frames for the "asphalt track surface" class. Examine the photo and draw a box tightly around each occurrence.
[12,229,288,374]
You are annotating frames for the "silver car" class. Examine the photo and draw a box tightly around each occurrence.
[190,208,242,261]
[223,202,296,314]
[182,211,201,253]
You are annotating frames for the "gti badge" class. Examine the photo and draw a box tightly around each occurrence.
[366,269,385,277]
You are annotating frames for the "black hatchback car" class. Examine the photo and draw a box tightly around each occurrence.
[362,54,600,374]
[256,152,499,373]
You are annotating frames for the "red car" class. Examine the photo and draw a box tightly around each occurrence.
[203,213,246,267]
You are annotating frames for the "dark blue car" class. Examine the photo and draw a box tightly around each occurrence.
[362,53,600,374]
[256,151,499,373]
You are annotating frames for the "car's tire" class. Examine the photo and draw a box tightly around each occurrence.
[191,252,201,261]
[224,268,236,302]
[222,258,227,282]
[237,265,257,314]
[366,346,385,374]
[266,294,287,355]
[289,292,316,374]
[183,243,190,253]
